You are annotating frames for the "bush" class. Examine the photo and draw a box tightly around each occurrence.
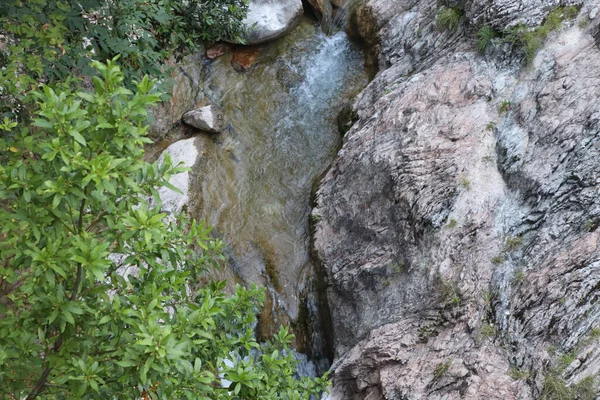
[437,7,463,32]
[476,25,497,53]
[504,6,580,64]
[0,59,327,399]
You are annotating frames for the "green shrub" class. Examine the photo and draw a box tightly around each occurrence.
[503,6,580,64]
[438,278,462,307]
[509,367,530,380]
[574,376,597,400]
[541,374,596,400]
[499,100,511,114]
[505,235,521,250]
[476,25,497,53]
[433,360,452,379]
[460,178,471,190]
[564,6,580,20]
[437,7,463,32]
[511,269,525,286]
[0,59,327,399]
[491,255,504,265]
[480,323,497,338]
[542,374,572,400]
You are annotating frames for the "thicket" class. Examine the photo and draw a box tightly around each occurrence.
[0,1,328,399]
[0,0,248,121]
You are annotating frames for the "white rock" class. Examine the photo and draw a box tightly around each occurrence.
[182,105,224,133]
[241,0,304,44]
[589,7,598,20]
[157,137,199,214]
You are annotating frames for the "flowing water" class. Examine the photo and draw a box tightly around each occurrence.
[184,17,367,367]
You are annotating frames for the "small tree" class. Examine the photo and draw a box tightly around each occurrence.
[0,59,327,399]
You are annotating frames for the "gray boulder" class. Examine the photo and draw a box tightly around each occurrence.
[182,105,225,134]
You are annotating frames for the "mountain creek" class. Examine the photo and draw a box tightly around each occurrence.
[148,15,368,376]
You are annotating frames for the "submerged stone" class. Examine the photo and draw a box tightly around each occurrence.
[232,47,262,71]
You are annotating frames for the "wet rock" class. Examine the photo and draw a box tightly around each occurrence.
[590,7,598,20]
[305,0,333,32]
[182,105,225,133]
[231,46,262,71]
[206,43,233,59]
[239,0,303,45]
[317,0,600,398]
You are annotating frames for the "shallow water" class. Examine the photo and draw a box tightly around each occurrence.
[187,17,367,360]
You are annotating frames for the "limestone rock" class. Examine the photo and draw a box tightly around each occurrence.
[182,105,225,133]
[316,0,600,398]
[239,0,303,45]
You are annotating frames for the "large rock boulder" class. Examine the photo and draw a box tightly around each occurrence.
[316,0,600,398]
[240,0,304,44]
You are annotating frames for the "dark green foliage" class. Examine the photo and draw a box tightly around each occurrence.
[509,367,529,380]
[574,376,597,400]
[0,59,327,399]
[479,323,497,338]
[438,278,461,308]
[0,0,248,85]
[437,6,463,32]
[180,0,249,43]
[491,255,504,265]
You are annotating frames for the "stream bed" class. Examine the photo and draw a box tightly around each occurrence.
[161,16,367,369]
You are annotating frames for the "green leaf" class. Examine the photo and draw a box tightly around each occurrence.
[141,356,154,383]
[68,129,87,146]
[32,119,53,129]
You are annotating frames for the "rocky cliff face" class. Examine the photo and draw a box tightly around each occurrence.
[314,1,600,398]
